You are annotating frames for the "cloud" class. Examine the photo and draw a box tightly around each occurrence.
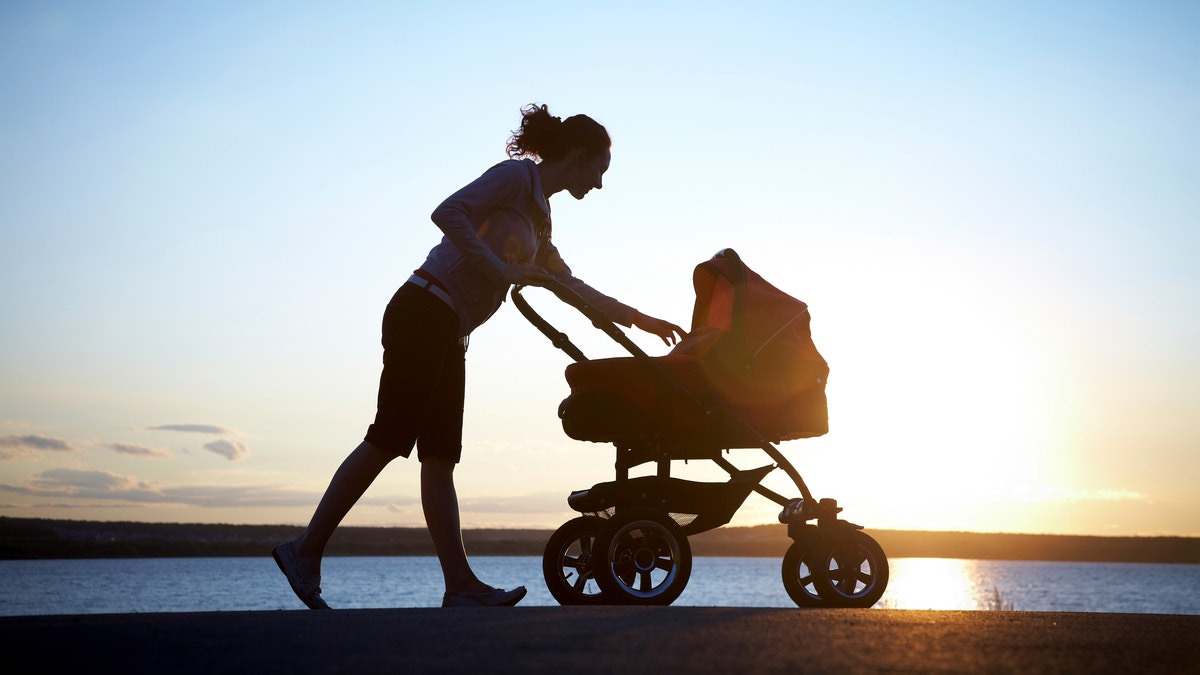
[155,484,319,508]
[459,492,573,515]
[106,442,170,458]
[146,424,237,435]
[32,468,142,492]
[26,502,144,510]
[202,439,250,461]
[0,469,331,508]
[0,434,78,459]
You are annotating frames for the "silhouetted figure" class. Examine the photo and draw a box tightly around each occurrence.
[273,104,685,608]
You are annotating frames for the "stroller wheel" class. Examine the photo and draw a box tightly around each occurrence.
[811,530,889,608]
[781,540,828,607]
[594,508,692,606]
[542,516,609,605]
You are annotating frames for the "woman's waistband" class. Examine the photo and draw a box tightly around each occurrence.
[406,273,454,311]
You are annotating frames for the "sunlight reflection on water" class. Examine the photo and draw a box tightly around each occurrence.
[879,558,991,610]
[1,556,1197,616]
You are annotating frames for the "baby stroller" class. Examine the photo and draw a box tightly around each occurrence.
[512,249,888,608]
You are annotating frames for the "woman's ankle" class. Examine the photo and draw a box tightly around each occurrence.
[444,572,490,595]
[292,535,323,578]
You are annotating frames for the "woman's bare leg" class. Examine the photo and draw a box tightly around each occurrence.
[293,440,395,578]
[420,456,489,593]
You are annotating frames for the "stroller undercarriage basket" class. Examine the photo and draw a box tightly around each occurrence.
[513,248,888,608]
[567,464,776,536]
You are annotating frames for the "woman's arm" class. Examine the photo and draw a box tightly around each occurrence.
[430,162,526,283]
[538,242,685,345]
[630,312,687,346]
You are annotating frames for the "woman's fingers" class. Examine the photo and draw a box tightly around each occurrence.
[635,314,687,346]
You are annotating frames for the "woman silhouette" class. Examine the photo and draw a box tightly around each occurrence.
[274,104,685,608]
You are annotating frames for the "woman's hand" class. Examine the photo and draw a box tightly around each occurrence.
[633,312,687,346]
[502,263,554,286]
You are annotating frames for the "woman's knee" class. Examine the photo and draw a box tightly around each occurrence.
[420,456,456,477]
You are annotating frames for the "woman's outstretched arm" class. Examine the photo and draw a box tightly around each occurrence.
[538,242,685,346]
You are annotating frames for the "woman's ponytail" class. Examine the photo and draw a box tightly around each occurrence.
[507,103,609,161]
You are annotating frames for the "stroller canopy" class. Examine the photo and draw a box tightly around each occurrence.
[676,249,829,414]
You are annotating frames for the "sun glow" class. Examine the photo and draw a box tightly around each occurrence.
[743,242,1066,532]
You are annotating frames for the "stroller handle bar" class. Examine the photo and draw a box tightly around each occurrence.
[510,277,816,505]
[510,279,656,364]
[511,246,744,362]
[510,279,713,433]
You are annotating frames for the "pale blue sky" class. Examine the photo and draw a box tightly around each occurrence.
[2,1,1197,536]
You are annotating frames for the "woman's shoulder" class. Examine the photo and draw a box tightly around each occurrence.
[482,158,535,179]
[469,158,532,190]
[481,157,533,173]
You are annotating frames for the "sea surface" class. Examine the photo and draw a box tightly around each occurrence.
[1,556,1197,616]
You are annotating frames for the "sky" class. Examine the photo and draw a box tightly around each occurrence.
[1,1,1197,537]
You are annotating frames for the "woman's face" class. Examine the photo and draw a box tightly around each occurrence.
[567,148,611,200]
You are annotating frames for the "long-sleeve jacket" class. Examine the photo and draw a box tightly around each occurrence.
[420,158,636,337]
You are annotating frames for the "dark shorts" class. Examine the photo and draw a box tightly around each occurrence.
[364,282,465,463]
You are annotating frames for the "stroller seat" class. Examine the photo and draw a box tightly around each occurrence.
[559,252,830,448]
[560,353,708,443]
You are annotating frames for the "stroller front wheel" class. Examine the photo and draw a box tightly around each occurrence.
[594,508,692,605]
[542,516,609,605]
[781,540,828,607]
[811,530,889,608]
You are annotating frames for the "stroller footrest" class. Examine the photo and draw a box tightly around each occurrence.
[567,465,773,535]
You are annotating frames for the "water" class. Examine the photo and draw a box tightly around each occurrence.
[1,556,1197,616]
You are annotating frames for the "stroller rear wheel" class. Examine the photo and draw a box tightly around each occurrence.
[811,530,889,608]
[781,540,827,607]
[542,516,609,605]
[594,508,692,605]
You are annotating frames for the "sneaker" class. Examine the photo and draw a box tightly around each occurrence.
[272,540,331,610]
[442,585,528,608]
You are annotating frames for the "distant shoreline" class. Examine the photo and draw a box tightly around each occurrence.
[1,517,1196,563]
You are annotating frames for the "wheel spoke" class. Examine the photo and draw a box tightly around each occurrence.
[613,560,636,587]
[828,560,870,594]
[639,571,653,593]
[654,556,674,573]
[842,553,866,569]
[563,555,582,570]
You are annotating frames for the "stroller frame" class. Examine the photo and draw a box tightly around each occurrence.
[513,249,888,608]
